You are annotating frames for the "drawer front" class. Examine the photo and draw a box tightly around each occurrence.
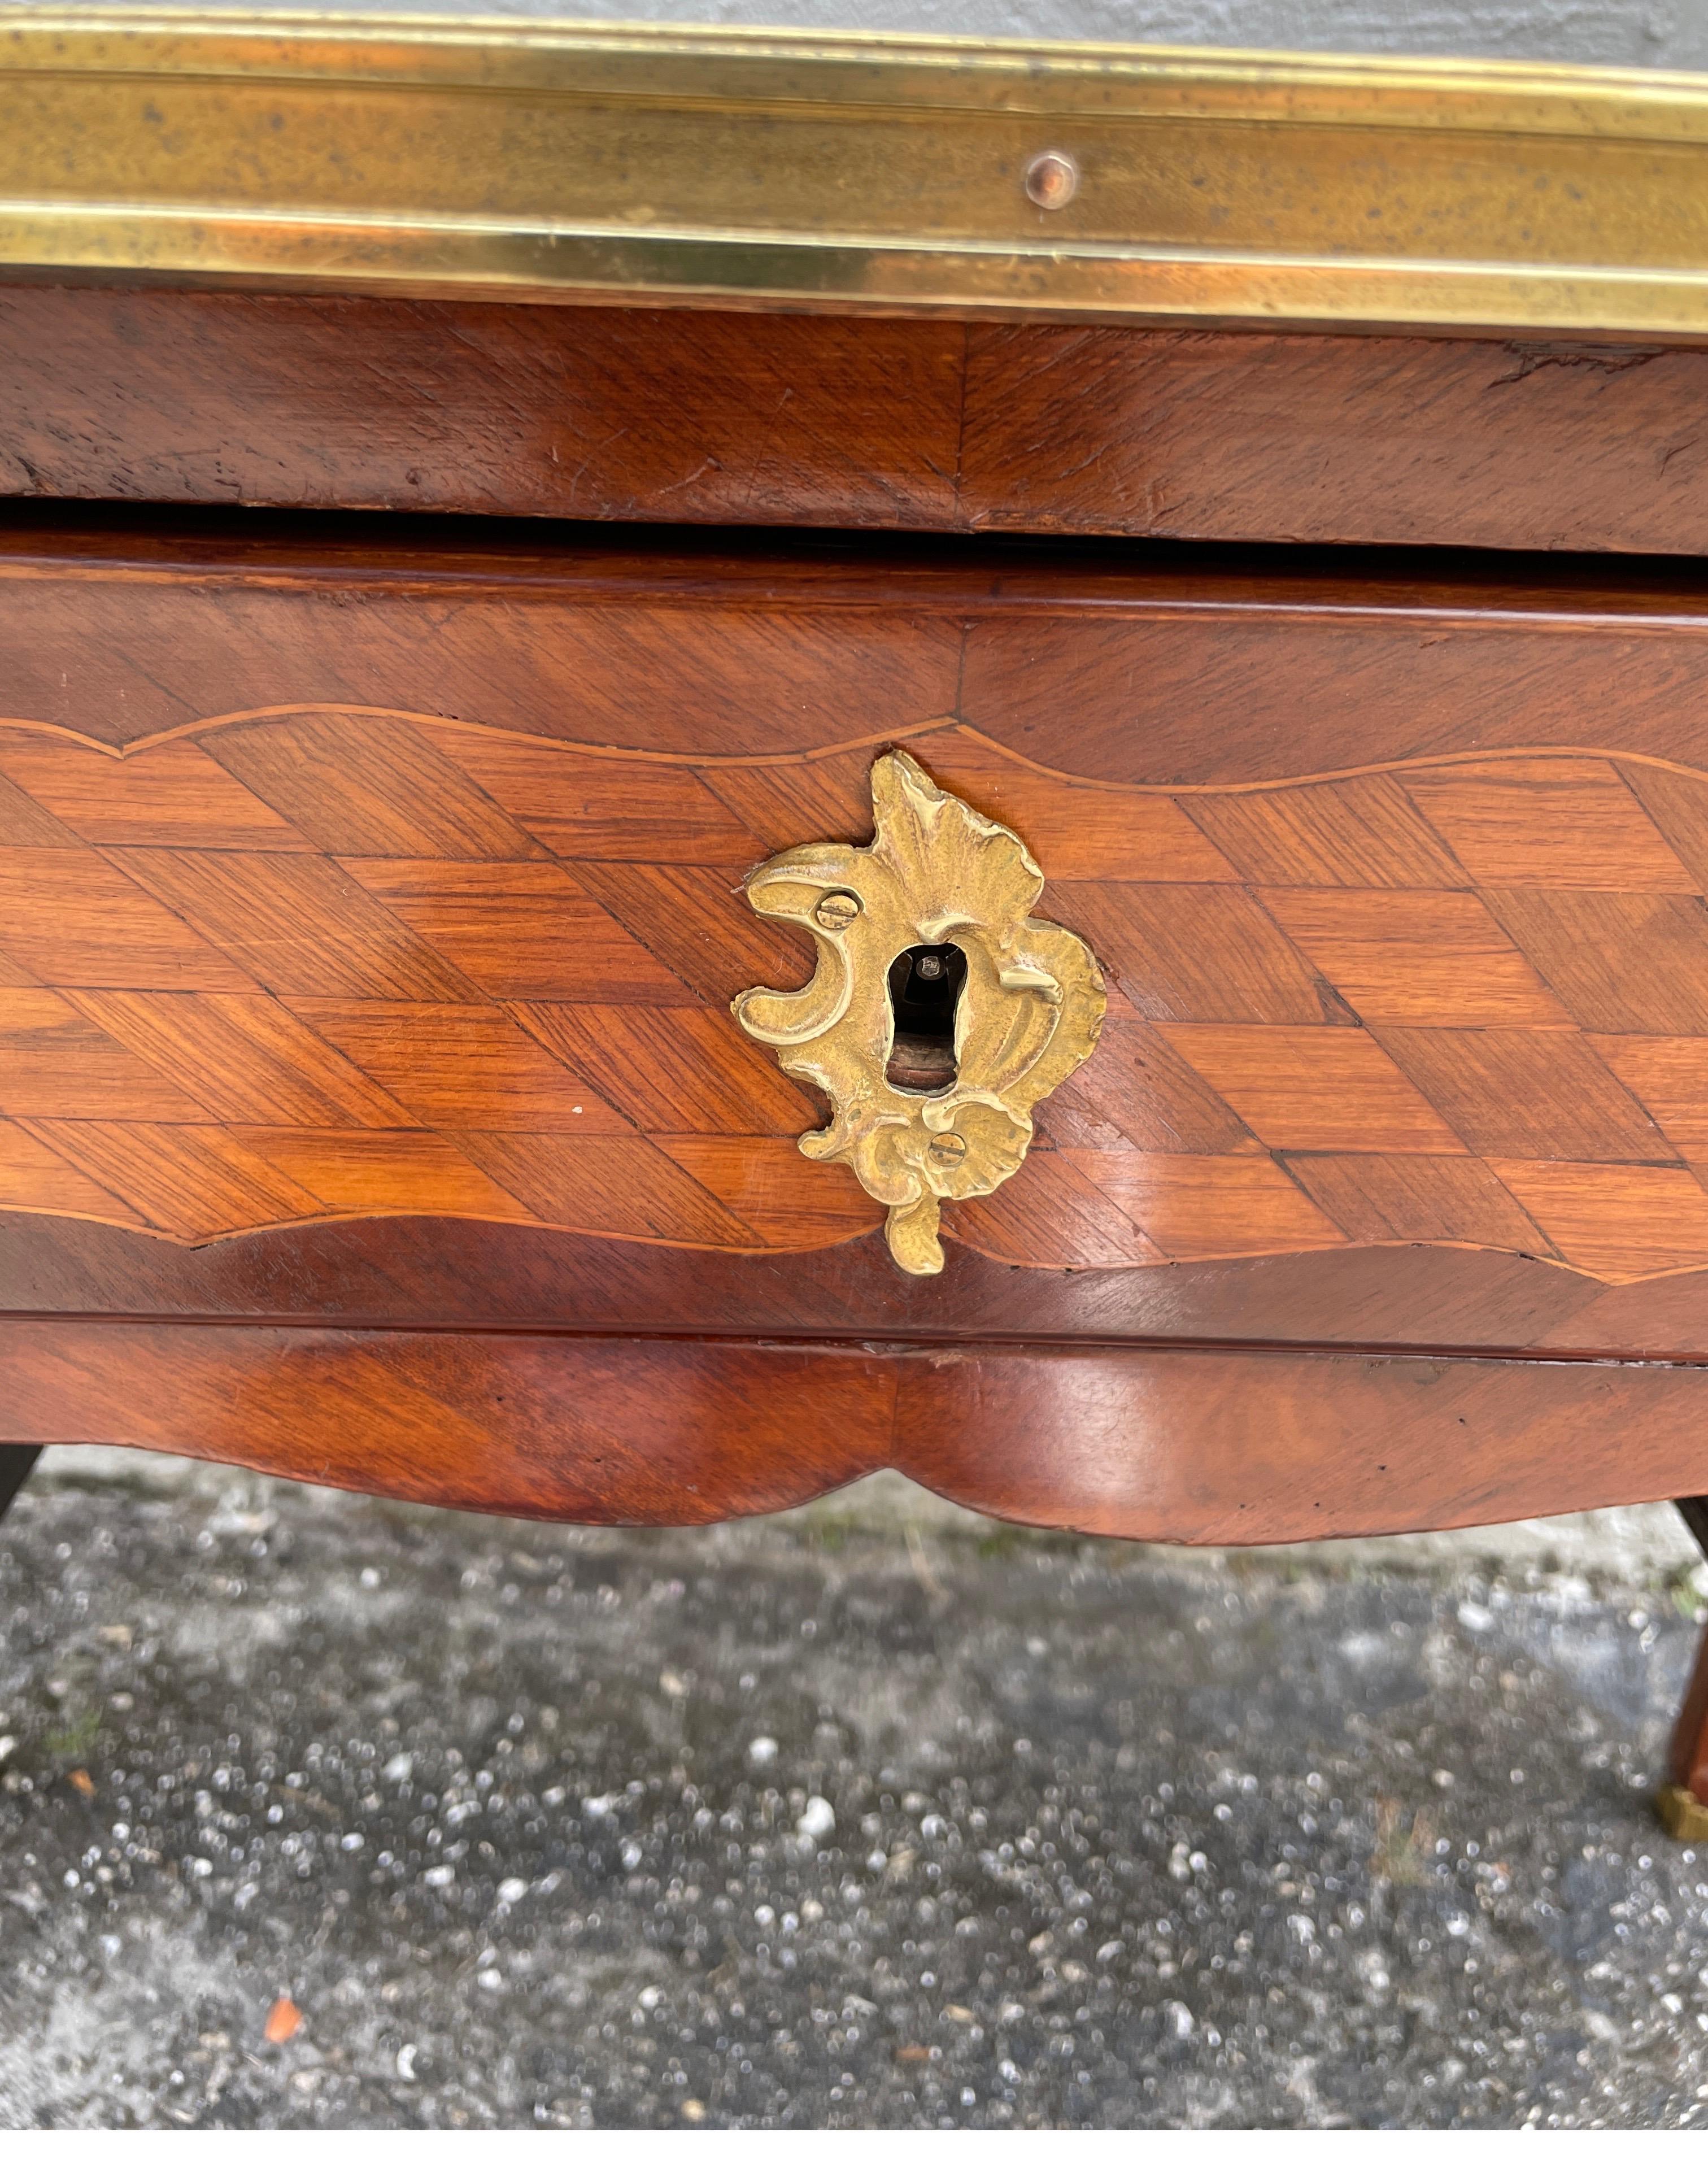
[6,517,1708,1358]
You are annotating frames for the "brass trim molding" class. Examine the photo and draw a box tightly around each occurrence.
[1657,1784,1708,1842]
[3,11,1708,332]
[733,753,1105,1276]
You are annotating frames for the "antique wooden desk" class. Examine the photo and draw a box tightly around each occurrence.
[7,12,1708,1831]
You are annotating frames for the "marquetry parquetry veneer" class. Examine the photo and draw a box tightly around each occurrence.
[8,523,1708,1290]
[11,711,1708,1289]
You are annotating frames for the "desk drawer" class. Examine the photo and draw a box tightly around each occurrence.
[9,512,1708,1531]
[6,515,1708,1361]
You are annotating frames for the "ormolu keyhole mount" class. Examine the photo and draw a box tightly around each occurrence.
[732,751,1106,1274]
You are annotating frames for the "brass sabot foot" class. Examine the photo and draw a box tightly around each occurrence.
[1657,1782,1708,1841]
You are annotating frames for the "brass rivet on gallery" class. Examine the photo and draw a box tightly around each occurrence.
[928,1132,968,1168]
[1024,151,1078,210]
[814,890,862,931]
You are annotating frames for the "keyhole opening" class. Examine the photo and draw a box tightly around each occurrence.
[886,943,967,1093]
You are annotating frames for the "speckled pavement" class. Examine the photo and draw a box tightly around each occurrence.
[2,1451,1706,2129]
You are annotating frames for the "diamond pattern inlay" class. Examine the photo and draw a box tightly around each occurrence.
[0,709,1705,1282]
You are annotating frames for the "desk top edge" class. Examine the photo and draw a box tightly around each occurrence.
[5,11,1708,334]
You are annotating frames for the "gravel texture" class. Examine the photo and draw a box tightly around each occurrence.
[2,1456,1707,2129]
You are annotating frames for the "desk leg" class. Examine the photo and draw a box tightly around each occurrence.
[0,1443,43,1526]
[1661,1499,1708,1840]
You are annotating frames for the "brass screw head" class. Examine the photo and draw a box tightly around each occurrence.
[928,1131,968,1168]
[1024,151,1079,211]
[814,890,861,931]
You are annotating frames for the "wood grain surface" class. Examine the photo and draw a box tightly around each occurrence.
[2,1317,1705,1539]
[6,290,1708,558]
[9,512,1708,776]
[11,521,1708,1297]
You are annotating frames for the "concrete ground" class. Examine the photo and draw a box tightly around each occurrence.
[2,1448,1707,2129]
